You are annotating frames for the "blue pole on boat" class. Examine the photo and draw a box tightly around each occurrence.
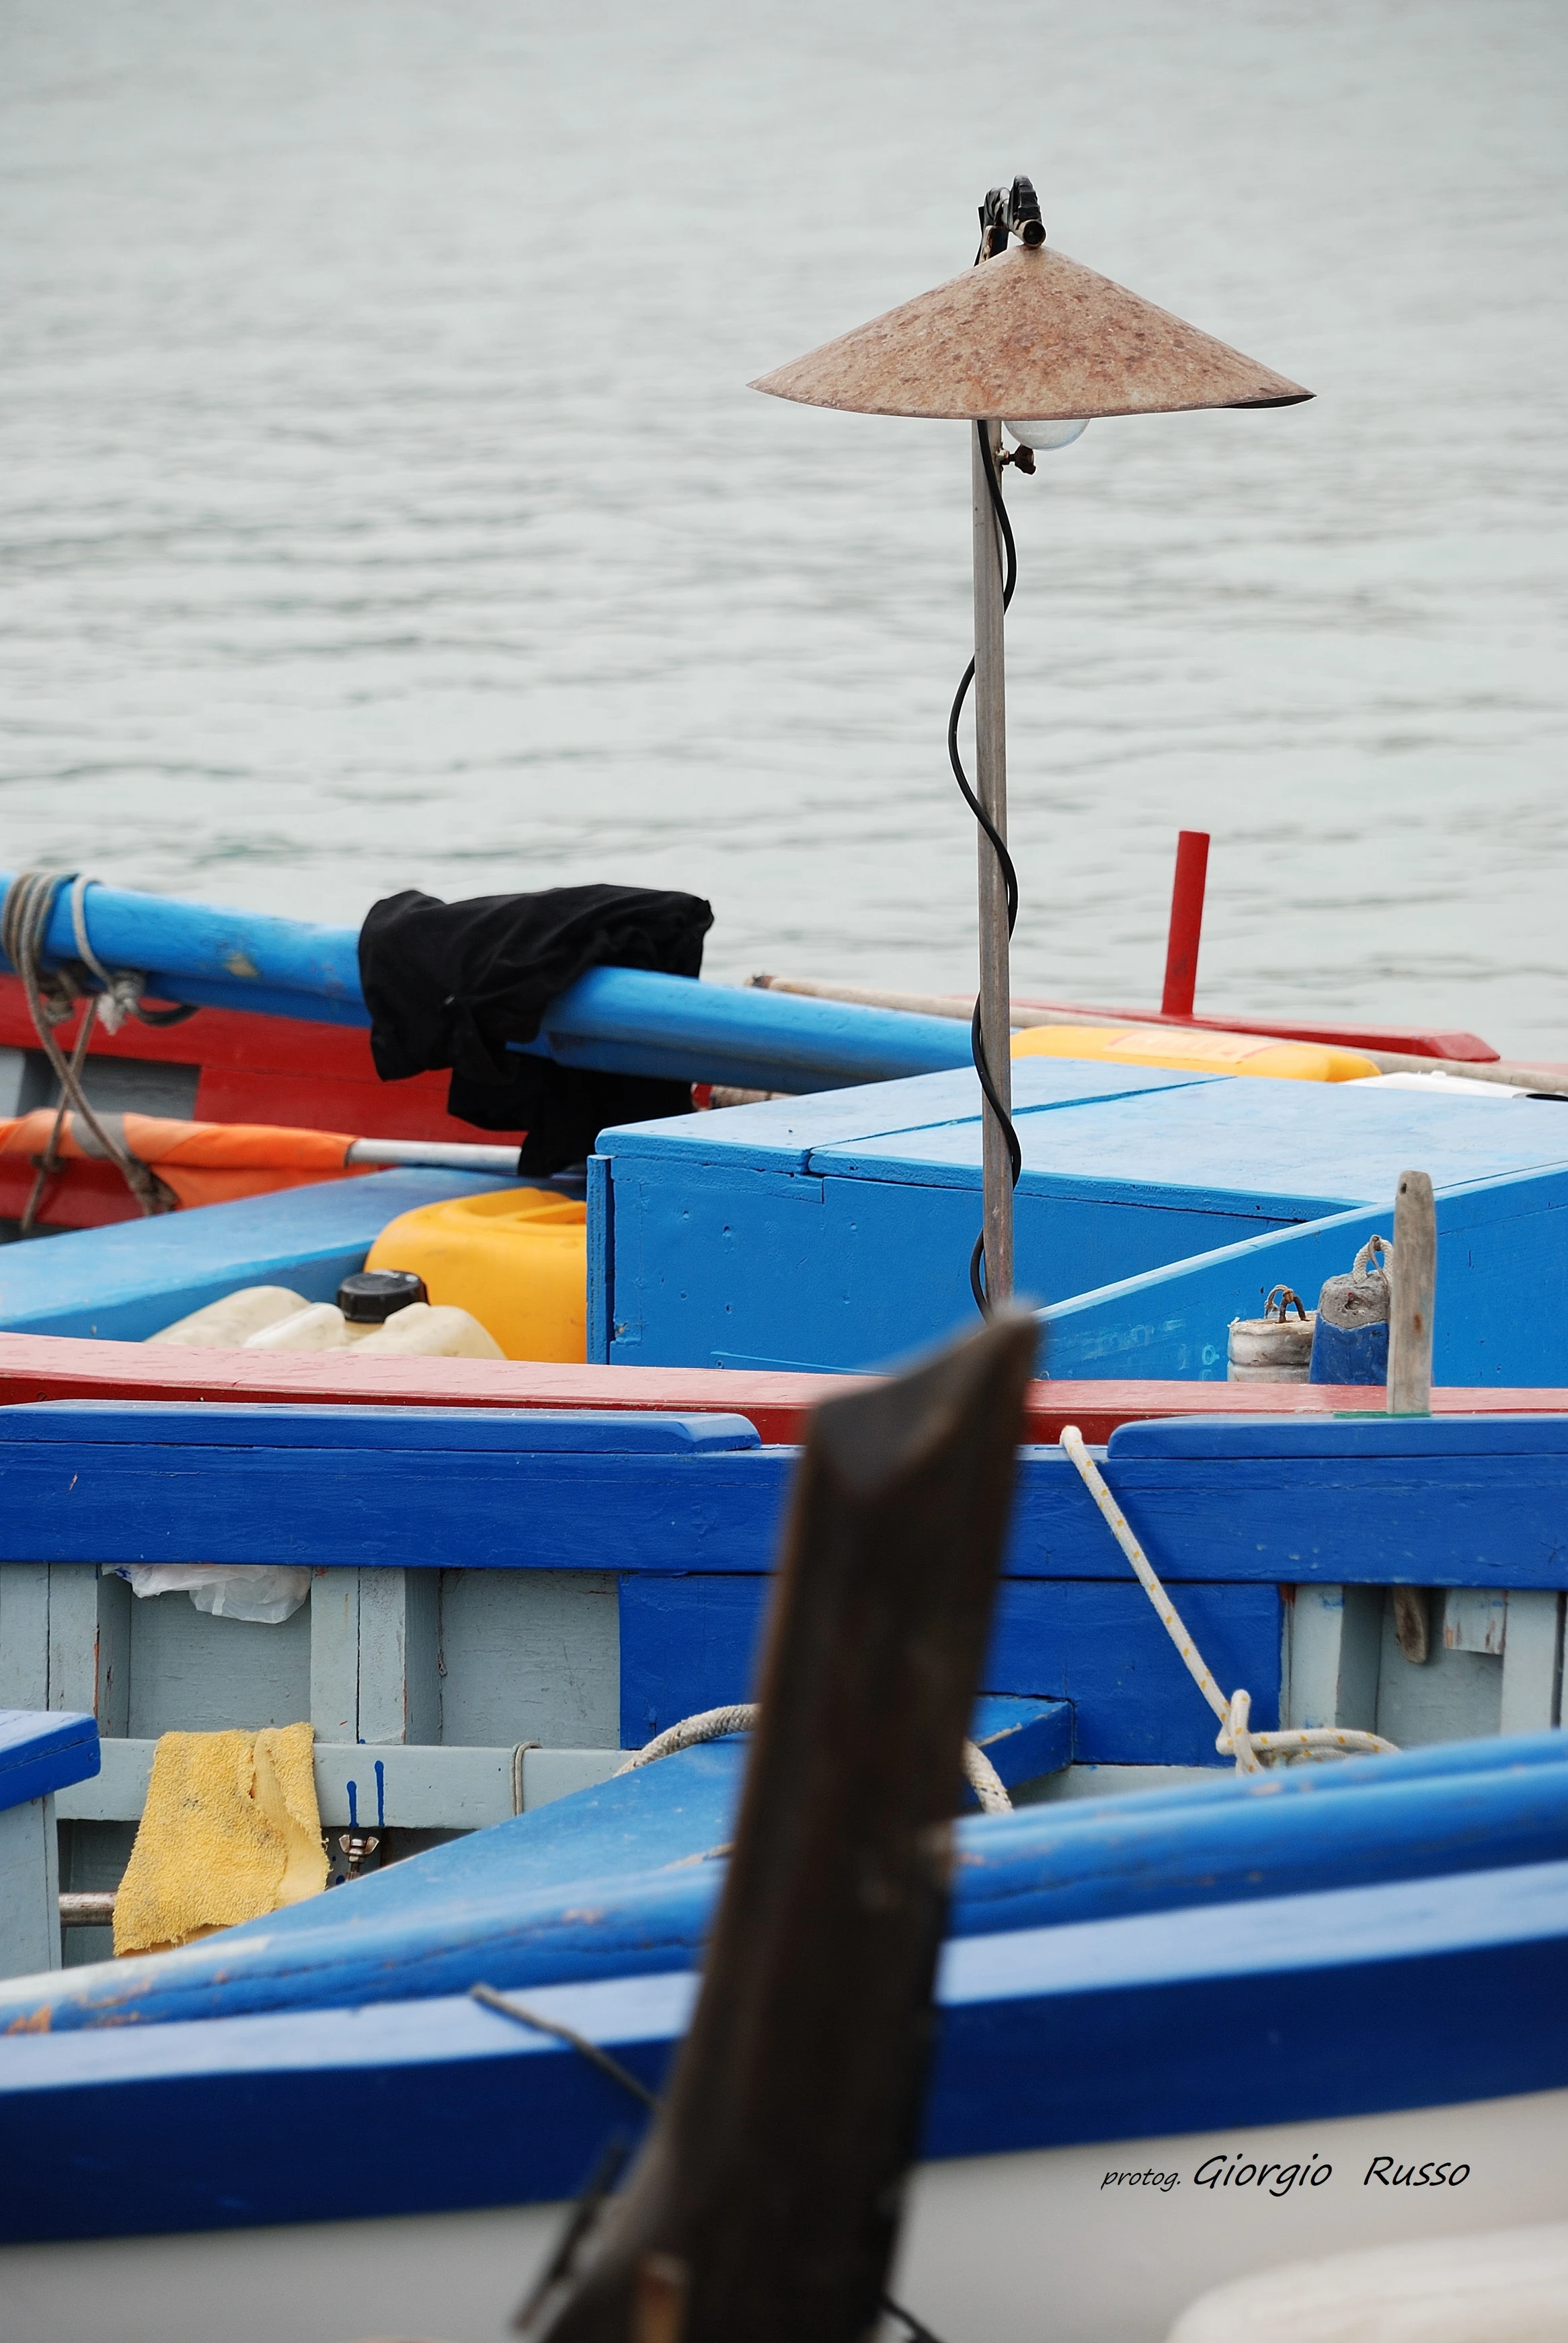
[0,875,974,1093]
[514,966,972,1091]
[0,874,369,1026]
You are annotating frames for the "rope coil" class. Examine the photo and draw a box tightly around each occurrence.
[0,871,189,1229]
[1059,1426,1398,1773]
[615,1702,1013,1814]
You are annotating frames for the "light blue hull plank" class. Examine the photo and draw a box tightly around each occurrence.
[0,1170,512,1341]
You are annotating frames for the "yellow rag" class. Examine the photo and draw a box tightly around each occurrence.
[113,1722,328,1957]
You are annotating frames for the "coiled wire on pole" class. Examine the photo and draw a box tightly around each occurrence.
[949,422,1023,1317]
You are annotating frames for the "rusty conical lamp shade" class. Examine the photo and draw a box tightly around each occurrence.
[750,241,1309,420]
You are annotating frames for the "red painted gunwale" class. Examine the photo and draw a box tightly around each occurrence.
[0,1335,1561,1448]
[0,976,471,1145]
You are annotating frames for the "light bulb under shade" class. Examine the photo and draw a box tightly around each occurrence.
[1005,418,1090,452]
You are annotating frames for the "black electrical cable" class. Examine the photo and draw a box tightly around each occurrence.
[949,420,1023,1315]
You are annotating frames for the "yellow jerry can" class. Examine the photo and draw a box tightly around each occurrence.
[364,1186,587,1362]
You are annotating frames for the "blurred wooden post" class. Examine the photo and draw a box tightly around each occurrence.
[1387,1169,1436,1416]
[533,1310,1038,2343]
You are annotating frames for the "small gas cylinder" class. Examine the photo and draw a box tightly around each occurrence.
[1310,1235,1392,1384]
[1227,1286,1315,1381]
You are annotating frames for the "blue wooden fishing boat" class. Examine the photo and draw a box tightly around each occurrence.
[1,873,1566,1380]
[0,1397,1562,1922]
[2,1730,1566,2340]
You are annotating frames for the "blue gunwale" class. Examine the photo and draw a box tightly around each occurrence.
[3,1401,1568,1588]
[3,1844,1565,2242]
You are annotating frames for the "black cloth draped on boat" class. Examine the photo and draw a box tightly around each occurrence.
[358,884,714,1173]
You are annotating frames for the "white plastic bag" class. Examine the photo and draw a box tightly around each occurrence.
[118,1563,313,1625]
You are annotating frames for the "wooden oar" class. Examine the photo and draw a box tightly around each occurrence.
[529,1307,1038,2343]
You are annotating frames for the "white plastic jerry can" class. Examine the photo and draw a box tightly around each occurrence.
[349,1302,504,1360]
[145,1268,502,1360]
[145,1286,309,1348]
[241,1302,358,1352]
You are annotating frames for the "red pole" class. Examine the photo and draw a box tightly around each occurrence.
[1161,830,1210,1020]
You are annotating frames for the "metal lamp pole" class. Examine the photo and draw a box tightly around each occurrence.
[750,176,1311,1317]
[971,418,1013,1304]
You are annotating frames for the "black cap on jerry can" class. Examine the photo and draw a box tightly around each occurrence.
[337,1269,428,1324]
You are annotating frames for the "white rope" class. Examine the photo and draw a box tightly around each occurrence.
[67,874,145,1035]
[615,1705,758,1774]
[614,1702,1013,1813]
[1058,1425,1398,1773]
[961,1738,1011,1814]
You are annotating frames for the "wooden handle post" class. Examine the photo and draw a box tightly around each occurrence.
[1387,1169,1436,1416]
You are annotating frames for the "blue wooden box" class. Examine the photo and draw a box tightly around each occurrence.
[590,1065,1568,1381]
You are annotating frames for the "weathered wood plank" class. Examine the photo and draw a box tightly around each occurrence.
[0,1564,49,1711]
[55,1738,623,1829]
[438,1569,618,1750]
[0,1794,59,1977]
[1284,1584,1382,1733]
[309,1565,359,1742]
[539,1312,1037,2342]
[1388,1168,1437,1413]
[1445,1587,1508,1656]
[1500,1590,1565,1735]
[358,1569,440,1746]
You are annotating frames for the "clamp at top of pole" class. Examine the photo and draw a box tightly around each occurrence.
[977,174,1046,261]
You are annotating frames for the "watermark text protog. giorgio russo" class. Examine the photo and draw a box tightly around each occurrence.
[1100,2152,1471,2198]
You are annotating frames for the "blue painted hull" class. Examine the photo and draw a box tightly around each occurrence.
[2,1735,1565,2343]
[1,1387,1564,2332]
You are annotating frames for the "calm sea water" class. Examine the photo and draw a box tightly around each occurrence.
[1,0,1565,1054]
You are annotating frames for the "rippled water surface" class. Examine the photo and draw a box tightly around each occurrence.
[1,0,1565,1052]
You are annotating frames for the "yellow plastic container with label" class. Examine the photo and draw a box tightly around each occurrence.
[364,1188,587,1362]
[1010,1024,1380,1083]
